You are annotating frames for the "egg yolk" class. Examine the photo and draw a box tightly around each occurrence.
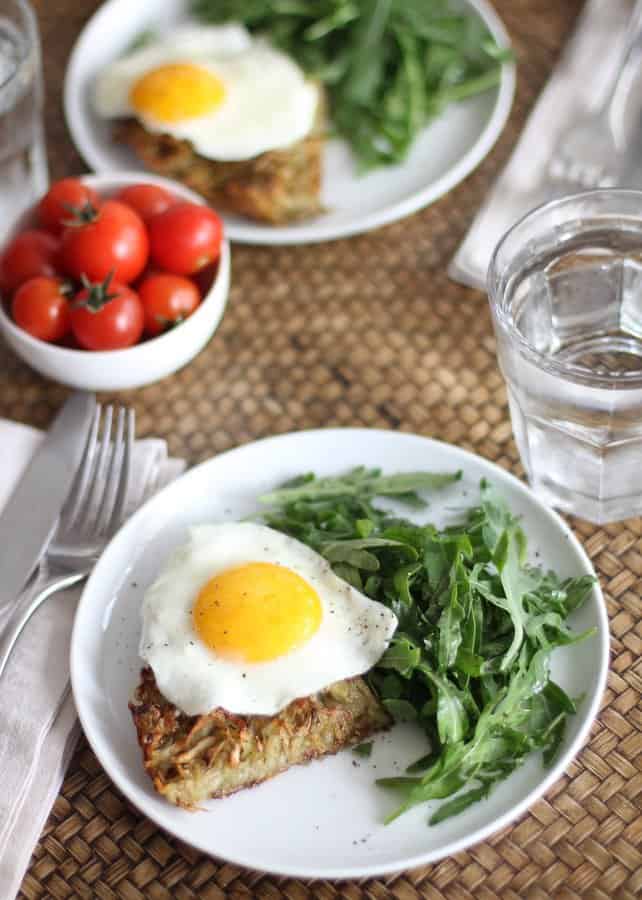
[192,562,322,663]
[130,63,226,123]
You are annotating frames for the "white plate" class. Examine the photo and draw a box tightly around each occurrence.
[63,0,515,245]
[71,429,608,880]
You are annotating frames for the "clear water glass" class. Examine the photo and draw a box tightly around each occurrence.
[488,189,642,524]
[0,0,47,238]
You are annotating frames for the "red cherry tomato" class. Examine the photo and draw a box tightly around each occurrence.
[12,276,71,343]
[70,278,144,350]
[115,183,176,223]
[38,178,101,234]
[60,201,149,284]
[138,273,201,336]
[192,262,219,297]
[148,203,223,275]
[0,229,60,294]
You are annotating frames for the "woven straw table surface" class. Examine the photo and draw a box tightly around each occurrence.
[5,0,641,897]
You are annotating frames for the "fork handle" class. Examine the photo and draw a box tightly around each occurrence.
[0,569,88,679]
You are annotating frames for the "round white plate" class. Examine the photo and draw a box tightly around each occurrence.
[63,0,515,245]
[71,429,608,879]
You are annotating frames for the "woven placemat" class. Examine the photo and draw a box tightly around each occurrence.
[4,0,640,897]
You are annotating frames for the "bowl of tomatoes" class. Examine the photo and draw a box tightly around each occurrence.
[0,172,230,390]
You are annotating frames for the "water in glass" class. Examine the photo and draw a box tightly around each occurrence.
[489,191,642,523]
[0,0,47,237]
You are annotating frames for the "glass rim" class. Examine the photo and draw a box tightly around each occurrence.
[0,0,38,93]
[487,187,642,389]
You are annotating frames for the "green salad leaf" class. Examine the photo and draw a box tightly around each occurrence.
[260,468,596,825]
[192,0,510,169]
[353,740,374,757]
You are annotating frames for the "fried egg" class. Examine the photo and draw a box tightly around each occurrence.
[140,523,398,716]
[94,25,319,161]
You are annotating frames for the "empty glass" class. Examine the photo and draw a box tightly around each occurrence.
[488,189,642,524]
[0,0,47,237]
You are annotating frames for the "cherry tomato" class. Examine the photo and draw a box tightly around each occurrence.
[138,273,201,336]
[60,201,149,284]
[12,276,71,343]
[192,262,219,297]
[70,277,144,350]
[115,183,176,223]
[38,178,101,234]
[0,229,60,295]
[148,203,222,275]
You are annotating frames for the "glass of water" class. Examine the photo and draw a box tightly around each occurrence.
[488,189,642,524]
[0,0,47,238]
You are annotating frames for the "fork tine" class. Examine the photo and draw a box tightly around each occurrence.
[58,404,102,532]
[93,406,126,538]
[106,408,135,535]
[78,405,113,536]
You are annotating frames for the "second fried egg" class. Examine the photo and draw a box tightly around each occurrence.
[94,24,319,161]
[140,522,398,716]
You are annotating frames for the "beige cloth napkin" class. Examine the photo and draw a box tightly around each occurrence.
[0,419,185,900]
[449,0,637,290]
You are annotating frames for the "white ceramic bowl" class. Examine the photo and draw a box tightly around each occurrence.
[0,172,230,391]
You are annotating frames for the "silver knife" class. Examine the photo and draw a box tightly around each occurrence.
[0,392,96,612]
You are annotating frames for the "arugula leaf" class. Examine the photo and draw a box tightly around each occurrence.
[342,0,393,107]
[125,28,158,54]
[323,537,419,569]
[260,468,460,505]
[561,575,597,614]
[356,518,375,538]
[437,544,471,671]
[332,562,363,589]
[393,562,420,606]
[489,526,534,671]
[379,672,404,699]
[353,741,374,757]
[377,636,421,677]
[419,663,469,745]
[383,698,418,721]
[192,0,510,170]
[257,466,596,826]
[429,780,493,824]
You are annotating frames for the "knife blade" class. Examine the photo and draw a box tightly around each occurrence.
[0,392,96,612]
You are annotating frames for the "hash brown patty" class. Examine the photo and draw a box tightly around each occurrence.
[117,107,324,225]
[130,666,391,808]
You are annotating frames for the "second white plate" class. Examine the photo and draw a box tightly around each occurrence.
[63,0,515,245]
[71,429,608,880]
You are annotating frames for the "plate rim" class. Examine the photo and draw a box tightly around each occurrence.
[70,427,610,880]
[62,0,516,246]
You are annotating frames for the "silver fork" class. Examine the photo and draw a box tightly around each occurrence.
[0,403,135,678]
[548,0,642,190]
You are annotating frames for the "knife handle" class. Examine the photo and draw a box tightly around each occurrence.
[0,569,88,679]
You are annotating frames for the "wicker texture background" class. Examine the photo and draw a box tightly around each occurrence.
[2,0,640,897]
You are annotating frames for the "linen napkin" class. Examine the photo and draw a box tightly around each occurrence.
[0,418,185,900]
[449,0,638,290]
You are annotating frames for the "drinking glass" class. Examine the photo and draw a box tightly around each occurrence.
[488,189,642,524]
[0,0,47,238]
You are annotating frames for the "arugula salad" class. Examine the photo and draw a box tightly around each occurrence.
[193,0,510,170]
[260,467,596,825]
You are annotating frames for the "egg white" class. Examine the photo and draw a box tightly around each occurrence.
[94,24,319,161]
[139,523,398,717]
